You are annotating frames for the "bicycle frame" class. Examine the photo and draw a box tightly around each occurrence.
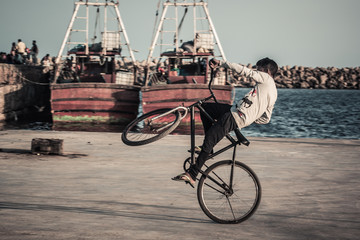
[188,99,247,168]
[184,70,250,191]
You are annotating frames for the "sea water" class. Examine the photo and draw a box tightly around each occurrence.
[235,88,360,139]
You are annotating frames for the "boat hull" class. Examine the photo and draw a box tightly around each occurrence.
[51,83,140,124]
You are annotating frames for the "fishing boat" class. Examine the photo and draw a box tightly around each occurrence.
[142,0,234,125]
[51,0,140,129]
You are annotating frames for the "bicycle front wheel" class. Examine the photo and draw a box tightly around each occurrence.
[197,160,261,224]
[122,108,182,146]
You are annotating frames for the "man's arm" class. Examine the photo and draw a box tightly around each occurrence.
[220,61,268,84]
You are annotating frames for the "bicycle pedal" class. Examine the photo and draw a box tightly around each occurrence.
[186,181,195,188]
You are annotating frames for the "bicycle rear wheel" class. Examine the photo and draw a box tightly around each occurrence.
[197,160,261,224]
[122,108,182,146]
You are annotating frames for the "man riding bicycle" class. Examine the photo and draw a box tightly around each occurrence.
[173,57,278,187]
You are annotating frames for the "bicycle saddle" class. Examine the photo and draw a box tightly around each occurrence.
[234,128,250,146]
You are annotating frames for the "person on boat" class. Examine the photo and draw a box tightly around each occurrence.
[10,42,17,55]
[9,42,17,63]
[30,40,39,65]
[41,54,53,74]
[15,39,26,64]
[41,54,51,67]
[173,57,278,187]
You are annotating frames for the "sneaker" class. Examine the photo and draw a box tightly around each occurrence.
[187,146,202,154]
[171,172,195,188]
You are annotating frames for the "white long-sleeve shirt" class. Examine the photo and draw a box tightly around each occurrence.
[220,61,278,128]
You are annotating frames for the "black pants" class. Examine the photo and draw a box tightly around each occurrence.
[187,103,238,180]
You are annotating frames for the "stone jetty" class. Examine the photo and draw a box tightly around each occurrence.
[0,63,51,123]
[134,60,360,89]
[233,64,360,89]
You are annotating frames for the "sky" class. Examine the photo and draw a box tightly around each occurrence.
[0,0,359,68]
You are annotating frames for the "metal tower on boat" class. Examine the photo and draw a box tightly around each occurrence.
[54,0,136,82]
[141,0,234,122]
[145,0,227,84]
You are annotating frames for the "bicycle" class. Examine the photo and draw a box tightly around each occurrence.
[122,71,261,224]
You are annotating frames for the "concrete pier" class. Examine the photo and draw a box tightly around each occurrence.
[0,130,359,239]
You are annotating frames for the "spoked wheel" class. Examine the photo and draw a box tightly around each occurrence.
[122,108,182,146]
[197,160,261,224]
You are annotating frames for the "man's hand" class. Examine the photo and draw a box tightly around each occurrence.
[209,58,220,69]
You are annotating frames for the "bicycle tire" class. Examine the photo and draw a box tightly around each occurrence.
[122,108,182,146]
[197,160,261,224]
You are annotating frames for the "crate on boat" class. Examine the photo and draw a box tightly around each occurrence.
[116,71,134,85]
[195,33,214,52]
[102,31,121,51]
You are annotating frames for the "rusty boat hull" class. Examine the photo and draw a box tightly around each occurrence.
[51,83,140,125]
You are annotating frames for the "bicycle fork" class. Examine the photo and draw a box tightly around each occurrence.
[190,106,196,166]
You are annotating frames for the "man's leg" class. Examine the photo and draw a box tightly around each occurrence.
[200,103,232,134]
[188,111,238,180]
[198,103,232,154]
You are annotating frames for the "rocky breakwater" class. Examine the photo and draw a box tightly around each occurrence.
[232,65,360,89]
[0,63,51,124]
